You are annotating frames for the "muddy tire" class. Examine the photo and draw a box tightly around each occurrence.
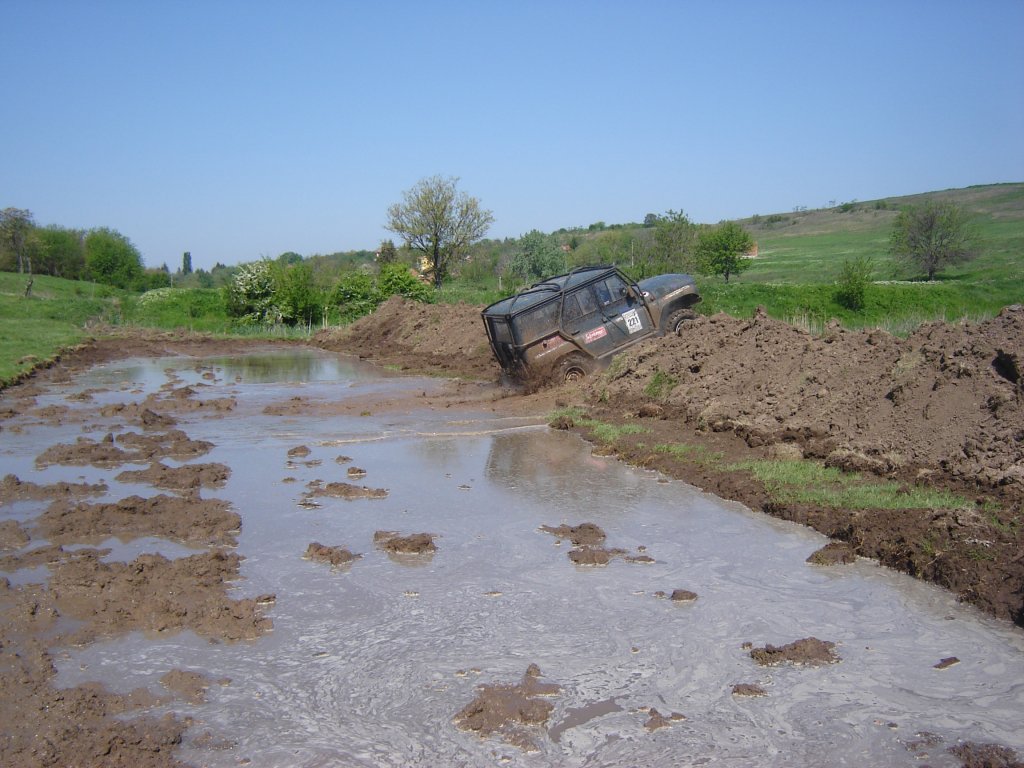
[557,353,596,384]
[666,308,697,333]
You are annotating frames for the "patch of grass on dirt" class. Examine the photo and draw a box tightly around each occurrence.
[730,458,969,510]
[644,369,677,400]
[547,408,647,443]
[654,442,723,466]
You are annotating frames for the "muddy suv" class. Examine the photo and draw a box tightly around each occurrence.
[481,265,700,382]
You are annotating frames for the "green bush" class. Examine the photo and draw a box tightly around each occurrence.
[834,255,874,311]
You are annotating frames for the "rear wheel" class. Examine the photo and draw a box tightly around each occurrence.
[557,353,596,384]
[666,308,697,333]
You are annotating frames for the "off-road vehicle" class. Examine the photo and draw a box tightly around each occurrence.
[481,265,700,383]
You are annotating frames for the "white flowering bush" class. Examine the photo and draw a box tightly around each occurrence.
[224,261,283,324]
[136,287,175,306]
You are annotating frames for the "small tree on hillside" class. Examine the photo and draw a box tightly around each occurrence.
[0,207,35,274]
[385,175,494,288]
[652,209,698,273]
[889,200,977,280]
[695,221,754,282]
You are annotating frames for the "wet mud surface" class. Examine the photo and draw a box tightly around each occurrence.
[0,324,1022,767]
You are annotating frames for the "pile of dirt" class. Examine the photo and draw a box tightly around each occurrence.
[594,307,1023,494]
[313,296,500,379]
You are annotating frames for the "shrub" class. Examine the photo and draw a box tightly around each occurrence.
[834,255,874,311]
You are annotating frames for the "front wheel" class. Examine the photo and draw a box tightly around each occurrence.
[665,308,697,333]
[557,353,596,384]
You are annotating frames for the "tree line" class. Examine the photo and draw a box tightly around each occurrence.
[0,207,170,291]
[4,179,977,327]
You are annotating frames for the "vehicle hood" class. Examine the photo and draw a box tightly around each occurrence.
[637,273,697,302]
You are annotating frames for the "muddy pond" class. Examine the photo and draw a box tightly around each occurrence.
[2,349,1022,767]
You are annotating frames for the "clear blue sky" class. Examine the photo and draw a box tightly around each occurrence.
[4,1,1023,272]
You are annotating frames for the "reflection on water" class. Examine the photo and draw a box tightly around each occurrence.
[2,350,1022,768]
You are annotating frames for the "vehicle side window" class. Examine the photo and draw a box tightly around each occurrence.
[601,275,629,304]
[563,287,599,325]
[594,280,612,307]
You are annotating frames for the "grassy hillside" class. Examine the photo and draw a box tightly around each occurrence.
[0,273,125,383]
[740,183,1024,285]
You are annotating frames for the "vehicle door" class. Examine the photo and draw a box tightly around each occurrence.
[561,273,653,358]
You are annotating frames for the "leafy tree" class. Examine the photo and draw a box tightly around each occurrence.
[84,227,144,288]
[695,221,754,282]
[182,251,193,275]
[36,226,86,279]
[889,200,976,280]
[0,207,35,273]
[508,230,565,281]
[386,175,494,288]
[652,210,698,274]
[643,213,660,228]
[377,239,398,265]
[270,259,323,326]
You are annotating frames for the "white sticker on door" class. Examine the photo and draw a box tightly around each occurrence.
[623,308,643,334]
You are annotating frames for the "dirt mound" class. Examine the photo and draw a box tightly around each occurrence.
[313,296,499,379]
[593,307,1023,493]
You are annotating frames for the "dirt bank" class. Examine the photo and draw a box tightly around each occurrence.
[317,298,1023,626]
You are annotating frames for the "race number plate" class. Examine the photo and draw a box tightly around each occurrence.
[622,308,643,334]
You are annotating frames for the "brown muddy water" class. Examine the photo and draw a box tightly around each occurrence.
[3,350,1023,767]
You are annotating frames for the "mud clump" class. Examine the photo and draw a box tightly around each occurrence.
[304,480,388,501]
[541,522,653,566]
[36,429,213,468]
[750,637,840,667]
[539,522,606,546]
[99,402,177,429]
[0,473,107,504]
[454,664,561,751]
[642,707,685,731]
[732,683,768,697]
[48,549,275,645]
[305,542,362,567]
[948,742,1023,768]
[374,530,437,554]
[806,541,857,565]
[116,461,231,491]
[654,588,698,602]
[36,493,241,547]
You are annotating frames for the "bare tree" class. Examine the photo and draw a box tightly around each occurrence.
[385,176,494,288]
